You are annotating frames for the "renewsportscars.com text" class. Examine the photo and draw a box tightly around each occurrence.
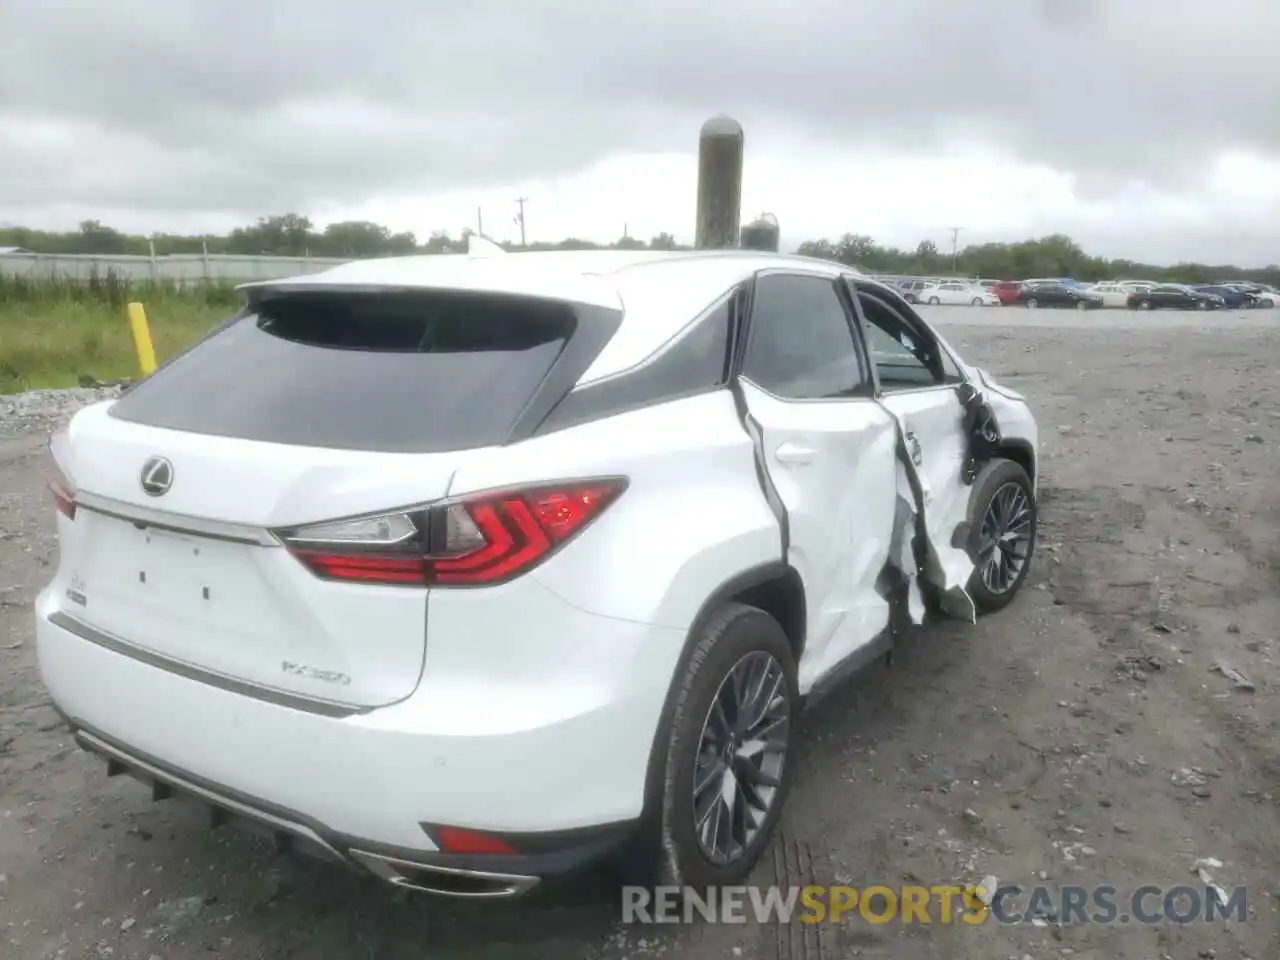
[622,884,1247,925]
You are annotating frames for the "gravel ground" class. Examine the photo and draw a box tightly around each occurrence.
[1,307,1277,960]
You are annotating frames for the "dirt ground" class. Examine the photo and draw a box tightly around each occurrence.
[2,307,1277,960]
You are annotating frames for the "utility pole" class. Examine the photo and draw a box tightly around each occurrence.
[947,226,963,276]
[513,197,527,247]
[476,206,483,236]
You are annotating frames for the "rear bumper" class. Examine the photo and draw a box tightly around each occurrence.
[35,588,686,896]
[58,714,632,898]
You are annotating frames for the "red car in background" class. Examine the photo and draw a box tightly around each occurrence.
[992,280,1023,304]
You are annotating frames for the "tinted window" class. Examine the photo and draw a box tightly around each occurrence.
[743,274,865,399]
[109,290,582,452]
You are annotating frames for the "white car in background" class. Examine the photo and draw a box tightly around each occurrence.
[35,248,1039,898]
[917,281,1001,306]
[1085,283,1136,307]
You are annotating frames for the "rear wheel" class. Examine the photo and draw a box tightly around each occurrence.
[1196,300,1209,310]
[644,603,799,888]
[1138,299,1153,310]
[1026,298,1038,308]
[965,459,1037,613]
[971,297,983,305]
[1076,300,1088,310]
[928,296,941,305]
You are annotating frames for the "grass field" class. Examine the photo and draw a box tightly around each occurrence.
[0,275,234,393]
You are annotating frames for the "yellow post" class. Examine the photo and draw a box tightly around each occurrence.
[126,302,157,376]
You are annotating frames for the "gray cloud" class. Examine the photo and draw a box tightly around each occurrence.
[2,0,1278,233]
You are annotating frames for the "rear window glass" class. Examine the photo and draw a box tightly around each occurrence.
[109,290,579,452]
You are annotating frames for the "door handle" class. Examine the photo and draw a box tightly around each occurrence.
[774,441,816,464]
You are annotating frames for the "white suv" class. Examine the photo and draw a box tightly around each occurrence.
[35,249,1038,898]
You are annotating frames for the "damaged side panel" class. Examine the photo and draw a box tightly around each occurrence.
[735,380,898,693]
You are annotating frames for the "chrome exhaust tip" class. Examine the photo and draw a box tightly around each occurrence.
[348,849,540,899]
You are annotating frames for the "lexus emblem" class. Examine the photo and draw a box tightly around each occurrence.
[140,456,174,497]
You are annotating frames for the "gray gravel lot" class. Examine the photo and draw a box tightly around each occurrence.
[2,306,1278,960]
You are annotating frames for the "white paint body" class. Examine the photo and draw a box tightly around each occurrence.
[1086,282,1144,307]
[35,249,1038,871]
[918,282,1001,306]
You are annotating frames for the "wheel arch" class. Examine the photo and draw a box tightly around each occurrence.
[634,562,805,832]
[996,438,1037,487]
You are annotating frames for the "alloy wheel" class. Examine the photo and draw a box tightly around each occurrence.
[692,651,790,865]
[977,481,1033,595]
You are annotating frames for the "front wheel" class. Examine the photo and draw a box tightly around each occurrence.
[1026,298,1038,309]
[965,459,1037,613]
[971,297,983,305]
[1076,300,1088,310]
[1196,300,1209,310]
[928,296,941,305]
[1138,299,1153,310]
[648,603,799,888]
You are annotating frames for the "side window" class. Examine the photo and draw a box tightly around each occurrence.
[855,290,959,390]
[742,274,865,400]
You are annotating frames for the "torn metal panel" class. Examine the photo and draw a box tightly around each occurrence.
[880,400,978,625]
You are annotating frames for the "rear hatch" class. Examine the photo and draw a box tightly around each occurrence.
[54,287,609,709]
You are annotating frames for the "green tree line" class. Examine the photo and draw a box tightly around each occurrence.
[2,215,1276,285]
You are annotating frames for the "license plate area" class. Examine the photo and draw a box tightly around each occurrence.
[132,525,225,604]
[75,513,262,621]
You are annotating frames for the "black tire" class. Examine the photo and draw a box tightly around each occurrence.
[646,603,799,889]
[971,297,983,306]
[1026,298,1038,308]
[964,459,1037,614]
[928,296,941,305]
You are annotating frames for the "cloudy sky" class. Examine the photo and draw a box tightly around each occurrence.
[3,0,1278,264]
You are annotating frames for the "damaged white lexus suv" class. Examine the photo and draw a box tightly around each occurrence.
[35,249,1038,898]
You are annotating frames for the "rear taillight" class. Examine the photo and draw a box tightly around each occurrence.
[276,478,626,587]
[48,429,76,520]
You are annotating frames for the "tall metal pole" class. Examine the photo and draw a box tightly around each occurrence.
[947,226,963,275]
[514,197,527,247]
[695,116,744,249]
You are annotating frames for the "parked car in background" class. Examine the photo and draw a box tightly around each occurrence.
[1127,284,1223,310]
[1016,281,1104,309]
[898,279,934,304]
[1247,285,1277,308]
[1220,282,1275,307]
[1085,283,1140,308]
[918,281,1002,306]
[992,280,1024,304]
[1024,278,1089,289]
[1193,285,1256,309]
